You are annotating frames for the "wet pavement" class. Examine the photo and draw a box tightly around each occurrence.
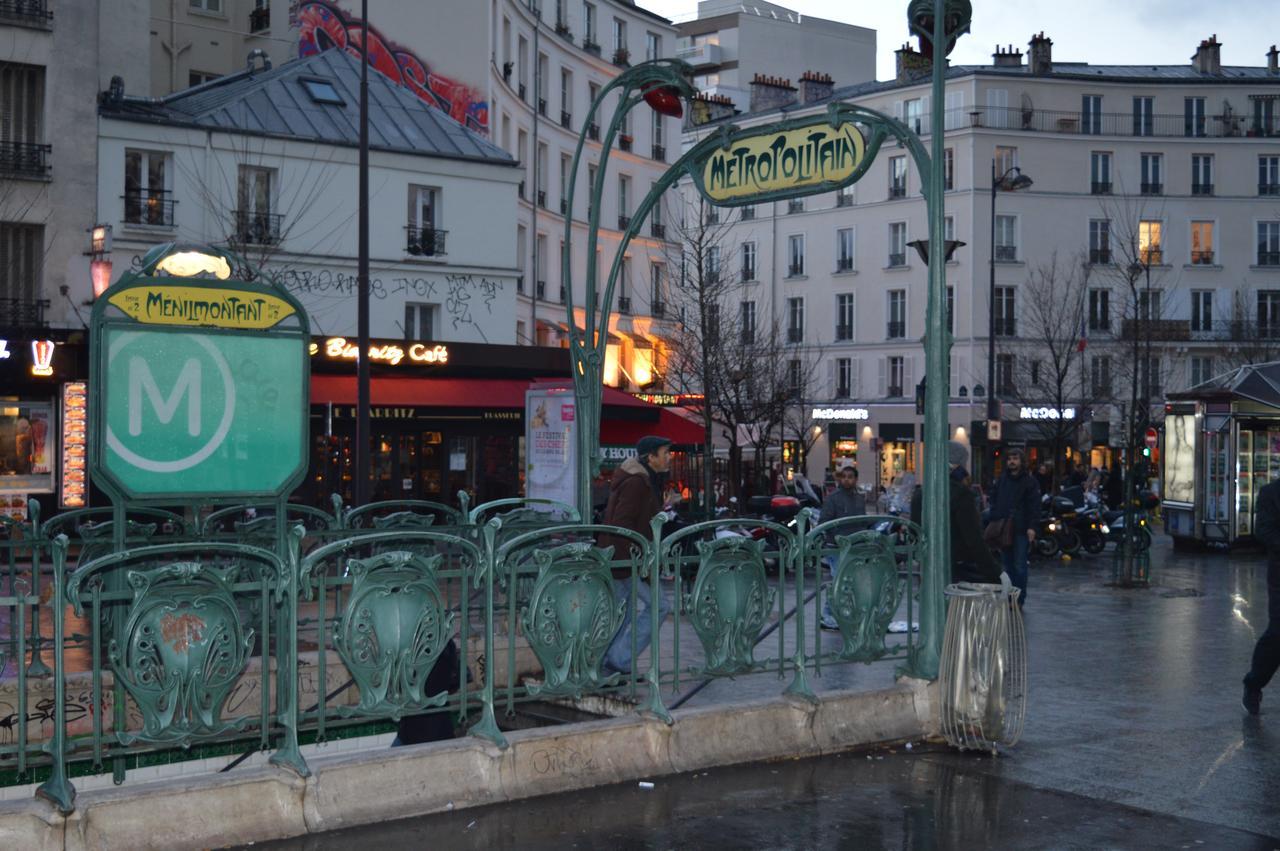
[241,533,1280,848]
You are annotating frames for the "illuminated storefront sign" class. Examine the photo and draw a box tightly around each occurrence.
[633,393,704,407]
[1019,406,1077,420]
[61,382,87,508]
[309,337,450,366]
[0,339,10,359]
[30,340,55,376]
[107,285,295,330]
[811,407,870,422]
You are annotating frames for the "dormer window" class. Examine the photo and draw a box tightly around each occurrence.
[301,77,344,105]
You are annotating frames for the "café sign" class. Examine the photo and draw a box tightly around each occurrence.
[309,337,450,366]
[691,119,869,205]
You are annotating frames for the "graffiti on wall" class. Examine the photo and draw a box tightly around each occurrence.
[296,1,489,133]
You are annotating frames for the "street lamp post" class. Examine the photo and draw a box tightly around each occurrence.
[987,160,1033,485]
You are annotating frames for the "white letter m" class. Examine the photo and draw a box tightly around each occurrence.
[128,357,202,437]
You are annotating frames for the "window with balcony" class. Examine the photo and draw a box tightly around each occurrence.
[650,183,664,237]
[1141,356,1162,399]
[582,2,598,52]
[1259,222,1280,267]
[617,174,629,229]
[994,145,1017,178]
[612,17,628,65]
[944,147,954,190]
[836,357,853,398]
[705,244,721,283]
[1089,219,1111,264]
[1185,97,1206,137]
[1139,220,1163,265]
[1132,96,1154,137]
[560,68,572,128]
[250,1,269,32]
[1191,290,1213,333]
[124,149,174,226]
[617,254,630,308]
[1190,356,1214,387]
[787,297,804,344]
[835,189,853,207]
[1253,97,1277,137]
[651,111,665,161]
[994,215,1017,261]
[904,98,923,134]
[1082,95,1102,135]
[836,227,854,272]
[0,222,43,313]
[403,303,436,340]
[0,63,48,179]
[560,154,572,216]
[1262,156,1280,195]
[1091,355,1112,396]
[740,300,756,343]
[517,36,528,100]
[740,241,756,282]
[0,0,51,26]
[836,293,854,341]
[1140,153,1162,195]
[787,198,804,214]
[944,216,955,243]
[554,0,570,35]
[947,285,955,334]
[1190,221,1215,265]
[887,356,905,397]
[536,142,548,207]
[787,359,803,399]
[1192,154,1213,195]
[887,289,906,339]
[404,184,444,256]
[787,234,805,277]
[889,156,906,198]
[646,31,661,61]
[190,0,222,11]
[1088,288,1110,332]
[1260,291,1280,338]
[888,222,906,267]
[1090,151,1111,194]
[1138,288,1162,322]
[994,286,1016,336]
[235,165,280,245]
[586,163,596,218]
[996,353,1016,395]
[650,262,665,315]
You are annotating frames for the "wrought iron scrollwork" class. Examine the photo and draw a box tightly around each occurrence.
[520,543,624,697]
[684,536,775,675]
[108,562,254,745]
[828,531,902,662]
[332,551,456,717]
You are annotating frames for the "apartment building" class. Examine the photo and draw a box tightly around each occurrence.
[675,0,876,111]
[683,34,1280,488]
[142,0,682,391]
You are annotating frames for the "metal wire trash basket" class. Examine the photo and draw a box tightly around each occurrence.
[939,578,1027,752]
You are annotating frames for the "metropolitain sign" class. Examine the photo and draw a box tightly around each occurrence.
[690,119,869,205]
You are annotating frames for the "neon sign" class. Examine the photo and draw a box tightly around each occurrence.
[0,339,9,359]
[30,340,55,376]
[309,337,450,366]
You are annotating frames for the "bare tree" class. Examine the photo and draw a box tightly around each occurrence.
[1218,287,1280,371]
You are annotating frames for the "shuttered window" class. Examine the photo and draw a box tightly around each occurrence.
[0,222,43,302]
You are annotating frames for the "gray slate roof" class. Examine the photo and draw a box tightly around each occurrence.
[100,49,513,166]
[1174,361,1280,406]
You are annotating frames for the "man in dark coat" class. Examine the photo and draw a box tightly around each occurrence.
[1244,479,1280,715]
[988,447,1040,605]
[911,441,1003,584]
[599,435,675,675]
[819,462,867,629]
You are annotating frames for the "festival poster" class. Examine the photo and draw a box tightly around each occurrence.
[525,387,577,510]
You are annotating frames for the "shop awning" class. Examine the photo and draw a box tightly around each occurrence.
[602,407,704,446]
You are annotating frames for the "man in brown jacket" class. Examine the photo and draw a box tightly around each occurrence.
[600,435,675,675]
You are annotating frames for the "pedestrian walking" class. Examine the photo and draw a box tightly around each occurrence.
[818,462,866,630]
[1244,479,1280,715]
[910,442,1003,584]
[598,435,676,676]
[985,447,1040,606]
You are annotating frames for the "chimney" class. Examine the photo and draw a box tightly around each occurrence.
[1269,45,1279,75]
[689,92,735,126]
[992,44,1023,68]
[1028,32,1053,74]
[895,43,931,83]
[748,73,797,113]
[798,70,834,104]
[1192,34,1222,75]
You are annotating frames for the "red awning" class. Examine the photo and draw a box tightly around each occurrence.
[602,407,703,446]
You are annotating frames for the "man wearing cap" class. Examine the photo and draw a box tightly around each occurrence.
[987,446,1040,605]
[819,462,867,630]
[598,435,676,675]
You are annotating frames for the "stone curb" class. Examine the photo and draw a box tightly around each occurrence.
[0,679,935,850]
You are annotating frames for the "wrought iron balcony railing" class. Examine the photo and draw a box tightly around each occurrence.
[518,83,527,101]
[618,214,630,230]
[740,265,755,281]
[561,110,572,129]
[888,185,906,199]
[1192,183,1214,196]
[787,200,804,214]
[1089,248,1111,264]
[836,193,853,207]
[249,5,269,32]
[995,245,1018,262]
[740,206,755,220]
[583,39,601,56]
[650,222,665,239]
[1140,182,1163,196]
[537,190,547,208]
[0,0,52,26]
[536,280,546,299]
[994,319,1017,337]
[123,190,177,227]
[836,258,854,272]
[404,226,447,257]
[887,321,905,339]
[538,98,547,117]
[560,198,569,216]
[1261,183,1280,196]
[651,301,666,317]
[787,327,803,344]
[887,385,904,398]
[651,144,665,162]
[888,252,906,267]
[233,210,283,245]
[619,135,633,152]
[0,141,51,179]
[787,264,805,277]
[1119,318,1190,341]
[1090,181,1112,195]
[612,48,630,67]
[1191,250,1215,265]
[1259,252,1280,267]
[618,296,631,314]
[0,297,48,328]
[835,324,853,341]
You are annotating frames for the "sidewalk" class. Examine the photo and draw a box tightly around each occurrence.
[921,532,1279,838]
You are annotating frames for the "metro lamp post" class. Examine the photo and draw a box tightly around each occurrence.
[986,162,1033,484]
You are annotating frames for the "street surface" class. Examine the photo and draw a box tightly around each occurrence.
[241,533,1280,849]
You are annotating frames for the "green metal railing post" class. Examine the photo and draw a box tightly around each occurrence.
[640,513,673,723]
[469,520,508,749]
[269,521,308,776]
[35,535,74,813]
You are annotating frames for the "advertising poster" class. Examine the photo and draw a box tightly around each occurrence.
[525,387,577,509]
[0,401,56,494]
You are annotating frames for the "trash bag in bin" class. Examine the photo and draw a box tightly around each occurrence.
[939,577,1026,753]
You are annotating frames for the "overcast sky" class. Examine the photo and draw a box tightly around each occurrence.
[637,0,1280,82]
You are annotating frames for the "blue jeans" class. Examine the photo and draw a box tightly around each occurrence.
[1002,533,1030,605]
[820,555,838,623]
[603,578,672,674]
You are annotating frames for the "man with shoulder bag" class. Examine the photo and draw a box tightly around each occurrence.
[985,447,1040,606]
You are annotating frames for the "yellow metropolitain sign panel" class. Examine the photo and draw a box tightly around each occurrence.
[108,285,296,330]
[698,122,868,204]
